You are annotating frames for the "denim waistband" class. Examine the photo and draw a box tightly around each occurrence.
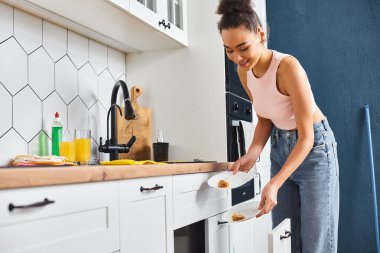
[272,118,331,138]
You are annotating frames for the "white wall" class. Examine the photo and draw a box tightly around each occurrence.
[126,0,227,161]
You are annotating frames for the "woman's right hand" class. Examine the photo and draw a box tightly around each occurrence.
[229,152,256,174]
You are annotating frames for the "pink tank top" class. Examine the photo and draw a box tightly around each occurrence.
[247,50,317,130]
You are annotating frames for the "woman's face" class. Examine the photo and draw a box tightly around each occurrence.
[221,25,263,71]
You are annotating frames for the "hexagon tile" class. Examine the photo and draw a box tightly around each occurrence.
[98,69,115,109]
[55,55,78,104]
[14,9,42,54]
[89,40,107,75]
[78,63,98,108]
[108,47,125,80]
[0,2,13,43]
[0,129,28,166]
[42,20,67,62]
[68,96,89,131]
[29,47,54,100]
[68,31,88,69]
[0,37,27,95]
[13,86,42,142]
[0,83,12,137]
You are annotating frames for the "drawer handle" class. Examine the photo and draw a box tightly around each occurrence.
[140,184,164,192]
[218,221,228,226]
[8,198,55,212]
[280,230,291,240]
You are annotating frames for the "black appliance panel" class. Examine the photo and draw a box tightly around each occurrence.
[226,93,253,122]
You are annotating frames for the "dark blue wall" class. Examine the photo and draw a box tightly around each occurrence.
[266,0,380,252]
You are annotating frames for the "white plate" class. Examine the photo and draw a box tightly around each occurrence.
[207,171,254,190]
[221,200,261,223]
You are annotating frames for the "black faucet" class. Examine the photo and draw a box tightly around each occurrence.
[98,80,136,161]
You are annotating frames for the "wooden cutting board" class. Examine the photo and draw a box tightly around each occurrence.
[117,85,152,160]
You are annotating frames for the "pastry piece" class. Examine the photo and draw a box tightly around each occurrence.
[218,179,230,188]
[232,212,245,221]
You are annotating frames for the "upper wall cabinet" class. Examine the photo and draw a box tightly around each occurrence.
[127,0,188,46]
[5,0,188,53]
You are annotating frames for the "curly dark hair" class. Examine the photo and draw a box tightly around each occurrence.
[216,0,263,34]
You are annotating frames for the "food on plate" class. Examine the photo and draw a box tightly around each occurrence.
[218,179,230,188]
[232,212,245,221]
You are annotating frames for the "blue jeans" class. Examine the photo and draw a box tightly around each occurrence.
[270,118,339,253]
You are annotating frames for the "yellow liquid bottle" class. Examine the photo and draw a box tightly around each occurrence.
[59,141,76,162]
[75,138,91,163]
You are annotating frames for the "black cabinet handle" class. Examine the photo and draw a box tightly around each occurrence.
[8,198,55,212]
[280,230,291,240]
[218,221,228,225]
[158,19,170,29]
[140,184,164,192]
[159,19,166,27]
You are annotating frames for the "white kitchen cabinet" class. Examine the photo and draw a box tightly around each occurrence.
[172,172,231,229]
[205,212,231,253]
[229,219,255,253]
[0,181,120,253]
[4,0,188,53]
[269,218,292,253]
[128,0,188,45]
[119,175,174,253]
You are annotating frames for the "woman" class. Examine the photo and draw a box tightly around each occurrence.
[216,0,339,252]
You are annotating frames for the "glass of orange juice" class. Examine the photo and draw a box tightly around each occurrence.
[59,130,76,162]
[74,129,91,165]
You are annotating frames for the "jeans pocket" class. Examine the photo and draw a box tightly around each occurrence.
[311,131,326,152]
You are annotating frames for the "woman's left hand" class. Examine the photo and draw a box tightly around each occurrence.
[256,181,279,218]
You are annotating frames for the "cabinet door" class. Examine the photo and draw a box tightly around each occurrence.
[119,176,174,253]
[205,212,231,253]
[268,218,291,253]
[129,0,163,29]
[0,181,119,253]
[162,0,188,45]
[229,219,254,253]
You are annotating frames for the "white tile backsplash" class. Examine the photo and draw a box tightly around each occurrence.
[0,83,12,137]
[98,69,115,108]
[67,31,88,69]
[14,9,42,54]
[0,4,127,165]
[0,129,28,166]
[0,2,13,43]
[13,86,42,142]
[108,47,125,80]
[68,96,89,132]
[78,63,98,108]
[43,20,67,62]
[55,55,78,104]
[89,40,107,75]
[0,37,27,95]
[29,47,54,100]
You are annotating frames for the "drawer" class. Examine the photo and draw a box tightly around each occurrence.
[173,173,231,229]
[0,181,119,253]
[119,175,172,202]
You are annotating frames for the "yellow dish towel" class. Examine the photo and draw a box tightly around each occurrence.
[100,159,166,165]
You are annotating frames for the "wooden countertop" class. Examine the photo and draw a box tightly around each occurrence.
[0,162,233,190]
